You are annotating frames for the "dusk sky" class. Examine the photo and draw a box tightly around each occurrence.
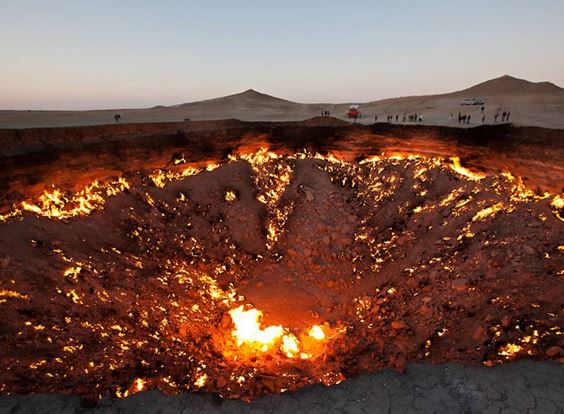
[1,0,564,110]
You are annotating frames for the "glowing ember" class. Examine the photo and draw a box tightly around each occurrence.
[498,343,523,358]
[224,190,237,202]
[132,377,145,393]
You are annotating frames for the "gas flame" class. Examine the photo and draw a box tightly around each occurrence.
[450,157,486,181]
[228,306,329,358]
[281,334,300,358]
[229,306,284,352]
[14,177,130,220]
[308,325,326,340]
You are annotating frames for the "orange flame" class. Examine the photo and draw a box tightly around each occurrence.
[228,306,330,359]
[229,306,284,352]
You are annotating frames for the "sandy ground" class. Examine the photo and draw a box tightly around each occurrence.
[0,361,563,413]
[1,75,564,129]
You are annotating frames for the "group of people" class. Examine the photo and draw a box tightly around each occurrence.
[455,112,473,124]
[320,110,331,117]
[114,113,122,123]
[377,113,423,123]
[494,111,511,123]
[450,107,511,125]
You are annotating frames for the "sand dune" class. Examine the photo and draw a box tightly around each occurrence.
[1,75,563,129]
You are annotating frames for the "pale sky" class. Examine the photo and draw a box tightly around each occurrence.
[1,0,563,110]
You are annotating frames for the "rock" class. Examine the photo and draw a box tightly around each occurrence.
[545,346,562,358]
[501,315,512,328]
[487,256,504,268]
[418,304,432,315]
[305,190,314,202]
[216,375,227,388]
[472,326,487,342]
[322,236,330,245]
[523,245,537,255]
[391,320,407,330]
[451,278,468,291]
[406,278,418,288]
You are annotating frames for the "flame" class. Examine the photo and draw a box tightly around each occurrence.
[551,195,564,222]
[281,333,300,358]
[228,306,330,358]
[0,289,28,300]
[63,266,82,281]
[552,195,564,209]
[472,202,505,222]
[18,178,130,220]
[133,377,145,393]
[308,325,326,340]
[193,372,208,388]
[498,343,522,358]
[224,191,237,202]
[450,157,486,181]
[229,306,284,351]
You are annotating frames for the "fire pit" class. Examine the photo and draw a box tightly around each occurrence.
[0,121,562,402]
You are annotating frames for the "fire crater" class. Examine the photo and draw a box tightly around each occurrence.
[0,148,562,401]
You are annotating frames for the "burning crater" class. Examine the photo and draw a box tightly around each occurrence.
[0,129,563,401]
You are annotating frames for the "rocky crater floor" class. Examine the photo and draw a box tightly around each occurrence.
[0,120,562,408]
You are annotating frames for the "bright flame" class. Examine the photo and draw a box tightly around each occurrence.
[472,202,505,222]
[229,306,284,351]
[450,157,486,181]
[281,334,300,358]
[498,343,522,358]
[308,325,326,340]
[225,191,237,202]
[194,372,207,388]
[18,178,130,220]
[132,377,145,393]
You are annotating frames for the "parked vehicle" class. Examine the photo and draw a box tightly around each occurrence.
[461,98,485,106]
[346,104,361,118]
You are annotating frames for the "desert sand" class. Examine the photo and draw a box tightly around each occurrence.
[1,75,564,129]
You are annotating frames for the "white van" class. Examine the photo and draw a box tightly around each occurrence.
[461,98,485,106]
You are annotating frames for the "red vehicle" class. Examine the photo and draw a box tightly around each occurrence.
[346,104,361,119]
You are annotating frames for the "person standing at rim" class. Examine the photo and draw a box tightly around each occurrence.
[506,111,510,122]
